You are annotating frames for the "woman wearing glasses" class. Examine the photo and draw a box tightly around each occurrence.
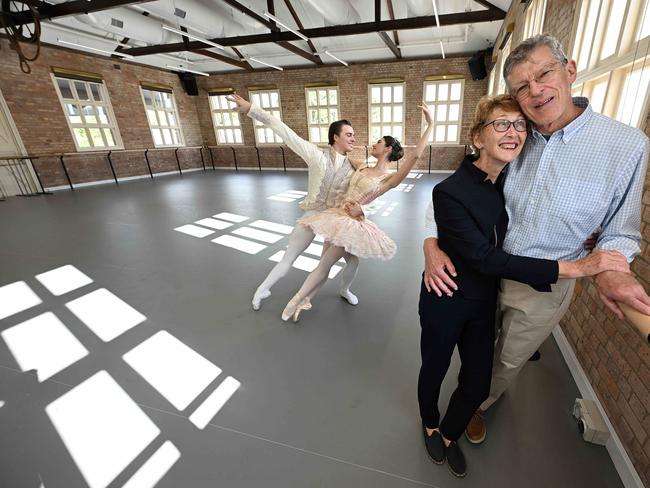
[418,95,628,477]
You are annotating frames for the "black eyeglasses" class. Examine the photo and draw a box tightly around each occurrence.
[483,119,528,132]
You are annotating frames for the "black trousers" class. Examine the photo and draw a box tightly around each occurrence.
[418,279,496,441]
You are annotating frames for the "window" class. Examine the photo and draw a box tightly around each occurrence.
[52,74,123,151]
[368,82,404,143]
[496,36,512,95]
[140,86,184,147]
[570,0,650,127]
[523,0,547,39]
[249,89,283,144]
[209,93,243,145]
[423,79,464,144]
[305,86,340,144]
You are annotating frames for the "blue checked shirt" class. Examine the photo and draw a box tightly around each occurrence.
[425,98,650,262]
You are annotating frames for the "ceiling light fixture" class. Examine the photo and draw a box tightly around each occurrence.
[324,50,348,66]
[57,39,134,58]
[161,25,225,50]
[166,65,210,76]
[262,11,309,41]
[439,41,445,59]
[431,0,440,28]
[247,57,283,71]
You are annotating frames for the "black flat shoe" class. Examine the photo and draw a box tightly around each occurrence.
[422,425,445,464]
[446,441,467,477]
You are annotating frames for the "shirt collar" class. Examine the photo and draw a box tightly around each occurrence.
[461,154,489,183]
[530,96,592,143]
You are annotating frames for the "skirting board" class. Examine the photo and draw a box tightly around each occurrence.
[552,326,643,488]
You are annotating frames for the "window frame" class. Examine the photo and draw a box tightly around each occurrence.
[51,74,124,152]
[367,82,405,145]
[208,93,243,145]
[523,0,547,40]
[422,78,465,146]
[304,86,340,145]
[140,87,185,148]
[249,88,284,146]
[569,0,650,128]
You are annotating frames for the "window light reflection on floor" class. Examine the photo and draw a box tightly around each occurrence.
[65,288,146,342]
[2,312,89,382]
[122,441,180,488]
[248,220,294,234]
[232,226,284,244]
[173,224,215,238]
[212,212,249,223]
[211,235,267,254]
[0,281,42,321]
[35,265,93,297]
[189,376,241,429]
[123,331,222,411]
[45,370,161,488]
[194,218,233,230]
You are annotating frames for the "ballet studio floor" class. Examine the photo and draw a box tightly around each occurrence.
[0,168,623,488]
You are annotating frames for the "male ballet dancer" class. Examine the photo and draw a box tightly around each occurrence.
[228,94,361,310]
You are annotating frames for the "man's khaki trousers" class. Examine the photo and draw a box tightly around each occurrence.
[481,278,576,411]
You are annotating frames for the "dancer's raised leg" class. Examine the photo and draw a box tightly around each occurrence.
[282,245,348,321]
[252,223,315,310]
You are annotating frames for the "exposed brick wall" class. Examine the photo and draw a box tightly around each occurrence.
[496,1,650,485]
[196,56,486,171]
[0,39,205,187]
[0,40,487,187]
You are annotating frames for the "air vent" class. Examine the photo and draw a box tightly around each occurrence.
[111,18,124,28]
[174,8,186,19]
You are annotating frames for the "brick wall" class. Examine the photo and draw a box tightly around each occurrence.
[497,1,650,485]
[198,56,486,170]
[0,39,205,187]
[0,39,488,187]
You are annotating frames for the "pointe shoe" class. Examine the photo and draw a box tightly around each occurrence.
[282,295,311,322]
[252,289,271,311]
[282,294,302,321]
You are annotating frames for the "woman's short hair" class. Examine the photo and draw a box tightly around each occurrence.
[468,95,523,152]
[382,135,404,161]
[328,119,353,145]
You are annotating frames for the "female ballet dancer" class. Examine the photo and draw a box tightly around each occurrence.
[227,94,362,310]
[281,103,434,321]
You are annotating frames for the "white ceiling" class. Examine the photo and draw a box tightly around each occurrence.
[38,0,512,73]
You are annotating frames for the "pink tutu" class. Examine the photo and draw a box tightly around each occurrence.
[298,208,396,260]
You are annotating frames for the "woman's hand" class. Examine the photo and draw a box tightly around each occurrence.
[559,250,630,278]
[226,94,251,114]
[343,201,364,220]
[420,102,433,126]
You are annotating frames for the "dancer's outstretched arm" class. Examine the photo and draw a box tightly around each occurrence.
[227,94,322,167]
[378,103,434,195]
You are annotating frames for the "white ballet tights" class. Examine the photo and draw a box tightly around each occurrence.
[252,223,359,309]
[293,245,349,304]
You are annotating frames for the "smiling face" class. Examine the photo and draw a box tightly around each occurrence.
[473,109,527,164]
[506,45,577,134]
[332,125,355,154]
[370,138,391,159]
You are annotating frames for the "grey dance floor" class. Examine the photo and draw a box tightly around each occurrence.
[0,169,622,488]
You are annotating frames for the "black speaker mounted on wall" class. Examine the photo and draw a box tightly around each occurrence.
[177,72,199,96]
[468,50,488,81]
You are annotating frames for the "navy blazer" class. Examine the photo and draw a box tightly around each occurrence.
[432,155,558,301]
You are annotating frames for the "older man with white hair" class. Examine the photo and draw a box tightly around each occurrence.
[423,34,650,443]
